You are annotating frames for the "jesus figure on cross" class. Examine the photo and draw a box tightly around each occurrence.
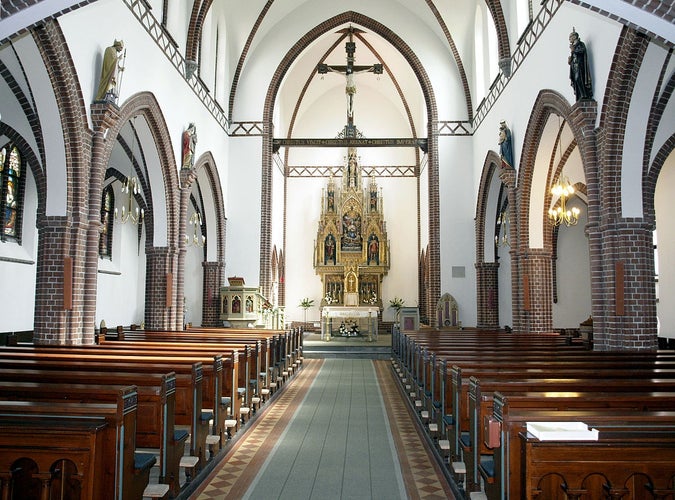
[317,26,383,123]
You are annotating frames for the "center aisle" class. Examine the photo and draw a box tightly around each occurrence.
[191,359,454,500]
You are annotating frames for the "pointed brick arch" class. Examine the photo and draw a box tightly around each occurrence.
[474,151,505,329]
[31,20,92,343]
[261,11,441,325]
[182,151,227,327]
[92,92,182,329]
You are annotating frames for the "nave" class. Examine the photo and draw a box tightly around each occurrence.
[189,359,455,500]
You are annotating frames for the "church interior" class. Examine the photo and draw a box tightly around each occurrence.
[0,0,674,498]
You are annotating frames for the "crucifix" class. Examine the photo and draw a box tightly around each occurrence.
[317,26,383,131]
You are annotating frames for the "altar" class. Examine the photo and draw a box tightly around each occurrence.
[321,306,379,341]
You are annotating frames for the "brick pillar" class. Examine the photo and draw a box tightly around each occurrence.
[475,262,500,329]
[85,102,121,341]
[592,221,657,351]
[145,247,179,330]
[33,216,87,344]
[202,261,224,326]
[517,249,554,334]
[498,166,519,332]
[427,120,441,327]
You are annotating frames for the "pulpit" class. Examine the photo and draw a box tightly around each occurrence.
[220,276,275,328]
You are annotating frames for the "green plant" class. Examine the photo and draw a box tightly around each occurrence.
[299,298,314,309]
[389,296,404,324]
[389,296,404,311]
[299,298,314,329]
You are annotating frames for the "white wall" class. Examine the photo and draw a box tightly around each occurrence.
[438,135,477,326]
[551,199,591,328]
[656,151,675,339]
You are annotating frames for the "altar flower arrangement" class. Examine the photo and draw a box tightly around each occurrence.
[324,292,337,305]
[367,291,378,305]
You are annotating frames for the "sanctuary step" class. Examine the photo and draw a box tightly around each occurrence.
[302,332,392,359]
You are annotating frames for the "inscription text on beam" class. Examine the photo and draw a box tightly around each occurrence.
[273,137,428,150]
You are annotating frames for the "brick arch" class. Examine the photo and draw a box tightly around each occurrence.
[91,92,181,329]
[484,0,511,73]
[179,151,226,327]
[261,11,441,324]
[31,20,93,343]
[515,90,592,333]
[0,124,45,218]
[643,134,675,227]
[474,150,511,329]
[598,27,650,220]
[32,20,90,219]
[517,90,575,251]
[642,67,675,225]
[475,150,503,263]
[188,151,227,264]
[185,0,213,72]
[100,92,180,249]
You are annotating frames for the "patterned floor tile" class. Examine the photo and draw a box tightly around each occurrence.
[189,359,455,500]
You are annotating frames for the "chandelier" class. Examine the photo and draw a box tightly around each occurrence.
[548,176,580,226]
[184,211,205,247]
[548,116,580,227]
[115,118,144,225]
[495,211,510,247]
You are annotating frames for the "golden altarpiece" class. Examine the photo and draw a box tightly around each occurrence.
[314,147,390,337]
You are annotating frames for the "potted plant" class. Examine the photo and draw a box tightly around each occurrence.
[299,297,314,330]
[389,296,405,325]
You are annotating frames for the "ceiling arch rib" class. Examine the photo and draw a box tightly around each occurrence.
[229,5,471,126]
[283,26,421,143]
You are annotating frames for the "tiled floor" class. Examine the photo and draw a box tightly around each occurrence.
[190,359,454,500]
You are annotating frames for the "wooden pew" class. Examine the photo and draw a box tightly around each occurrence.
[464,377,675,492]
[103,330,276,408]
[520,427,675,499]
[446,364,675,472]
[0,374,184,497]
[0,386,154,500]
[487,396,675,500]
[0,355,212,473]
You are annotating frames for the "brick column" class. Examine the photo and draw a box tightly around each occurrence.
[33,216,87,344]
[202,261,224,326]
[475,262,500,329]
[592,221,657,350]
[145,247,179,330]
[517,249,554,334]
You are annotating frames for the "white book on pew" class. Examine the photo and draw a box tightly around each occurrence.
[526,421,599,441]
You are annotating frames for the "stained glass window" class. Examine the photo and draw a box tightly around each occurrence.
[99,185,114,258]
[1,143,24,241]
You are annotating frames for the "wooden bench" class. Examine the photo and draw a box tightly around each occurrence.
[0,355,212,475]
[0,374,183,497]
[446,364,675,470]
[519,427,675,498]
[0,386,154,500]
[100,330,277,412]
[487,396,675,500]
[391,331,675,497]
[464,377,675,492]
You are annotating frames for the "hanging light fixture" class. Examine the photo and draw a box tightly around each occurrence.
[115,118,144,225]
[184,211,205,247]
[495,211,510,247]
[548,117,580,227]
[548,177,580,226]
